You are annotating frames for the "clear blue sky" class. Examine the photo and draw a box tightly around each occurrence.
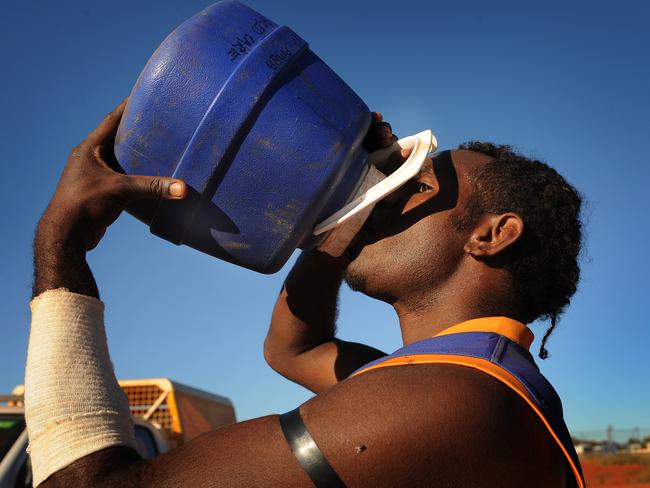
[1,0,649,436]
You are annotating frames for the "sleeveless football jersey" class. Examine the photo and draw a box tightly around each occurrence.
[352,317,585,488]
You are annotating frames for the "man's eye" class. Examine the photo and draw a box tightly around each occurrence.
[418,183,432,193]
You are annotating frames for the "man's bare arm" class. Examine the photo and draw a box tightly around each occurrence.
[263,114,399,393]
[43,364,566,488]
[32,99,186,299]
[26,99,188,486]
[264,249,386,393]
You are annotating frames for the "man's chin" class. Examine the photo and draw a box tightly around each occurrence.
[343,236,378,293]
[343,253,370,292]
[343,268,367,292]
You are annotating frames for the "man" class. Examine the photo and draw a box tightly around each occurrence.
[26,99,584,487]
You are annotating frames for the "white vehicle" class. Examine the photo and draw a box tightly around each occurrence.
[0,379,236,488]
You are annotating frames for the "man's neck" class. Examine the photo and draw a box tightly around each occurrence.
[395,300,483,345]
[393,269,522,345]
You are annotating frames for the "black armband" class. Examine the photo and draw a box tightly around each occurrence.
[279,408,346,488]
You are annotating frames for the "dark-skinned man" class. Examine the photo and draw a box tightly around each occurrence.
[25,99,585,487]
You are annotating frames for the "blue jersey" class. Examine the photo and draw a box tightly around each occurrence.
[352,317,585,488]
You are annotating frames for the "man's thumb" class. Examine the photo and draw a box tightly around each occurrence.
[122,175,187,201]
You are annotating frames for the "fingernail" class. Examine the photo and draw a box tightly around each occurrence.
[169,182,184,197]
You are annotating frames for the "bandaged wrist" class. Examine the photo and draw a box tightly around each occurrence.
[25,289,137,487]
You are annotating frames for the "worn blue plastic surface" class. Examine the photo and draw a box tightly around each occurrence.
[115,1,371,273]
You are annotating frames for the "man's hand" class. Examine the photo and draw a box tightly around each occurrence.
[33,99,187,298]
[362,112,397,153]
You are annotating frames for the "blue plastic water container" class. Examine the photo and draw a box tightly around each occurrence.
[115,1,371,273]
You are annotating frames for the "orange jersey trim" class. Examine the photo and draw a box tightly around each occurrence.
[434,316,535,350]
[352,354,584,488]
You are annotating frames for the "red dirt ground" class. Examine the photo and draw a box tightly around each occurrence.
[581,455,650,487]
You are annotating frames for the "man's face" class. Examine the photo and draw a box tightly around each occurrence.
[344,150,492,303]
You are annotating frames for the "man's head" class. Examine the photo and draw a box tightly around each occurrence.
[344,143,583,357]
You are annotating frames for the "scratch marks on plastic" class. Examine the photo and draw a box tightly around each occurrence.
[265,200,301,234]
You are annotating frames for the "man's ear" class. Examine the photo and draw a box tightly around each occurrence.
[464,213,524,257]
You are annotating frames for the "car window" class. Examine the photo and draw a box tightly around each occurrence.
[0,415,25,461]
[7,423,158,488]
[134,425,160,459]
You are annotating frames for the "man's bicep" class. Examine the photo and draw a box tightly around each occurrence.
[139,371,429,488]
[81,369,441,487]
[41,417,309,488]
[46,364,531,488]
[139,416,311,487]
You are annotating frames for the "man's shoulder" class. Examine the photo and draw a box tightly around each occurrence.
[301,362,566,487]
[336,361,534,432]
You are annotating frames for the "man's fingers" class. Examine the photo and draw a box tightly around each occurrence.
[374,122,394,147]
[364,125,396,152]
[120,175,187,202]
[92,141,126,174]
[85,98,128,147]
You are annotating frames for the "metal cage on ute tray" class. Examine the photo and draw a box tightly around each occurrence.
[118,378,236,449]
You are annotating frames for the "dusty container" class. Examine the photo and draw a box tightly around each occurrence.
[114,0,372,273]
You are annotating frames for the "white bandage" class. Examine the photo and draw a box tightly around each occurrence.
[25,289,137,487]
[317,165,386,257]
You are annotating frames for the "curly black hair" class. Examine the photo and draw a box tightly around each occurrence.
[456,142,583,359]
